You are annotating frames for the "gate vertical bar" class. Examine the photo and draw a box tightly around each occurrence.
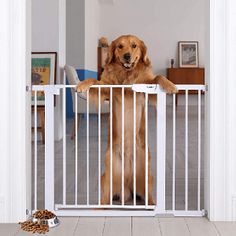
[156,87,166,213]
[98,87,101,205]
[145,93,149,207]
[197,90,201,211]
[110,88,113,205]
[121,87,125,205]
[87,90,90,205]
[44,86,60,211]
[63,87,66,205]
[133,91,136,206]
[34,91,38,211]
[185,90,189,211]
[172,94,176,211]
[75,92,78,205]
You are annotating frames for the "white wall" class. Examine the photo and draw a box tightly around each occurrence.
[84,0,100,71]
[66,0,85,68]
[66,0,100,71]
[66,0,207,74]
[32,0,65,140]
[32,0,59,53]
[99,0,207,75]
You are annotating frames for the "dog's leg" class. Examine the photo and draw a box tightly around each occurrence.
[101,167,123,205]
[135,151,155,205]
[135,153,145,203]
[154,75,178,94]
[76,78,98,92]
[148,163,155,205]
[101,150,111,205]
[124,187,132,203]
[101,149,123,205]
[101,173,110,205]
[76,78,110,108]
[136,175,145,203]
[135,171,155,204]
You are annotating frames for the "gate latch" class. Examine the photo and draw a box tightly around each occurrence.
[132,84,162,94]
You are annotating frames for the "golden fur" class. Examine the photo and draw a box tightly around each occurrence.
[76,35,178,204]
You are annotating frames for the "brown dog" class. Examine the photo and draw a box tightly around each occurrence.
[76,35,177,205]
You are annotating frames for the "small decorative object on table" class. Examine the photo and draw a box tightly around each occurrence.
[171,59,174,68]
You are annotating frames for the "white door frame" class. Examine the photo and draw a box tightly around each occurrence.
[1,0,235,222]
[0,0,31,222]
[205,0,236,221]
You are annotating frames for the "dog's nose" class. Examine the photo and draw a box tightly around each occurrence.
[123,53,131,62]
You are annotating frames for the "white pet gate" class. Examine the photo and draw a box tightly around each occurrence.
[32,84,205,217]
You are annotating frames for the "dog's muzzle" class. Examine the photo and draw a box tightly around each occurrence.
[123,53,131,62]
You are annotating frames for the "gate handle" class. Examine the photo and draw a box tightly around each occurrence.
[132,84,162,94]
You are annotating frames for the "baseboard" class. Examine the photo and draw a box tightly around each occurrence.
[232,195,236,220]
[99,0,115,4]
[0,195,5,222]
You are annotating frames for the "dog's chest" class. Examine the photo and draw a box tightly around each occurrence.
[112,91,144,138]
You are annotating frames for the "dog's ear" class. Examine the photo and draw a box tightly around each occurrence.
[140,40,151,66]
[106,41,116,64]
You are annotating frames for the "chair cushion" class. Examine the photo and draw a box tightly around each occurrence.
[64,65,80,85]
[64,65,87,99]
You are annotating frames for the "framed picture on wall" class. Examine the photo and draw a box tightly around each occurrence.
[178,41,199,68]
[31,52,57,105]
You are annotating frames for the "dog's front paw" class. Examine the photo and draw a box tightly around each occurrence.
[101,196,109,205]
[156,75,178,94]
[76,81,92,93]
[165,84,178,94]
[148,197,155,205]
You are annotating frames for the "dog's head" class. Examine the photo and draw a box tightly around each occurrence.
[106,35,150,70]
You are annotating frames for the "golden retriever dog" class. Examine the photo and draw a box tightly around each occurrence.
[76,35,178,205]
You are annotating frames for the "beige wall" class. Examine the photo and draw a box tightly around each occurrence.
[99,0,207,76]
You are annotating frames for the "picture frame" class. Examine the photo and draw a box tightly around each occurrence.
[31,52,57,106]
[178,41,199,68]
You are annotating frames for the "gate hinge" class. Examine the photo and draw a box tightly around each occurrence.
[26,85,31,92]
[26,209,31,218]
[202,209,208,217]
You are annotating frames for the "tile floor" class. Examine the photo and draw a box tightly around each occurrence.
[1,217,236,236]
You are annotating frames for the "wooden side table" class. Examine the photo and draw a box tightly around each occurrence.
[167,68,205,105]
[31,106,45,144]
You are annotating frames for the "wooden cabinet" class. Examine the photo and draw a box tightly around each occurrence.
[167,68,205,94]
[167,68,205,105]
[97,47,108,80]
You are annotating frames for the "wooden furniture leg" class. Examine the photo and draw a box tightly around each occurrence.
[38,107,45,144]
[71,114,80,140]
[32,106,45,144]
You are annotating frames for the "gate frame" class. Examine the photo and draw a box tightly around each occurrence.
[32,84,206,217]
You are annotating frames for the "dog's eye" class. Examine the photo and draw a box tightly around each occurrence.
[131,44,137,49]
[118,44,123,49]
